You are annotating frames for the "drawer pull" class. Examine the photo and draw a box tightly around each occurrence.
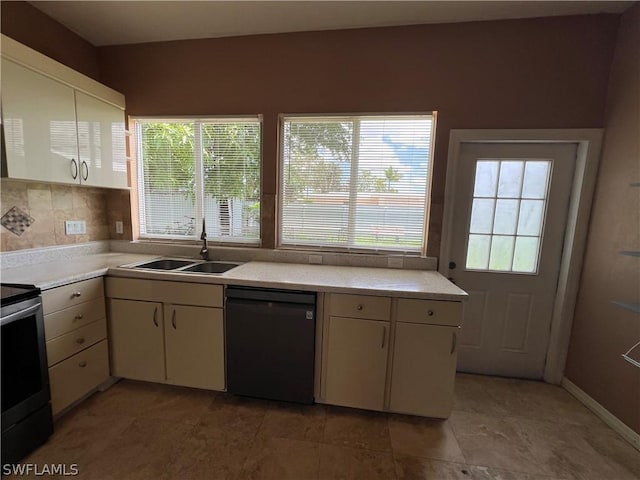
[427,310,434,316]
[74,314,84,321]
[78,361,87,368]
[381,325,386,348]
[76,337,85,345]
[356,304,363,311]
[153,307,159,327]
[71,291,82,298]
[172,310,177,330]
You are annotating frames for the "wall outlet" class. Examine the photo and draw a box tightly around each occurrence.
[388,256,404,269]
[65,220,86,235]
[309,254,323,265]
[115,221,124,234]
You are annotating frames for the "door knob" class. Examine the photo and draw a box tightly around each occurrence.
[449,261,457,270]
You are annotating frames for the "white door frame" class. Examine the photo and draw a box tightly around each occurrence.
[440,129,603,384]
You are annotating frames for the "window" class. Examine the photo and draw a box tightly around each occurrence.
[465,159,552,273]
[279,114,435,253]
[135,117,261,243]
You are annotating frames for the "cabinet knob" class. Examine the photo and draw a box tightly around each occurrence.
[78,361,87,368]
[76,337,85,344]
[427,310,434,316]
[74,314,83,321]
[71,291,82,298]
[356,304,363,311]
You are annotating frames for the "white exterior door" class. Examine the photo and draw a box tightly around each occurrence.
[448,143,576,378]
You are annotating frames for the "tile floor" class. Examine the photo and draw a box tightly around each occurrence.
[15,374,640,479]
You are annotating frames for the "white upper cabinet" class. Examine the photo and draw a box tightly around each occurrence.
[2,58,80,184]
[1,35,128,188]
[75,91,127,188]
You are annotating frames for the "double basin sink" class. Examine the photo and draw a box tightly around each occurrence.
[131,258,241,275]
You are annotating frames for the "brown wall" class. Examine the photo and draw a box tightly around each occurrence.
[565,4,640,434]
[97,14,619,252]
[1,1,100,80]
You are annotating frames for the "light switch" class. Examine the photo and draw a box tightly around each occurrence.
[115,221,124,234]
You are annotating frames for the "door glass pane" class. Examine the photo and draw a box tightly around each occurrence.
[517,200,545,236]
[497,161,524,197]
[473,161,499,197]
[489,236,515,271]
[513,237,540,273]
[466,234,491,270]
[493,199,519,235]
[522,161,551,199]
[465,158,552,274]
[469,199,495,234]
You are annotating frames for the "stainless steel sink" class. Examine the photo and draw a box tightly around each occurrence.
[134,259,195,270]
[182,262,241,274]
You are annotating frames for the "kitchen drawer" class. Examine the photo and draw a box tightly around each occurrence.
[43,277,104,314]
[105,277,223,308]
[44,297,106,341]
[396,298,462,327]
[46,319,107,367]
[49,339,109,415]
[328,294,391,321]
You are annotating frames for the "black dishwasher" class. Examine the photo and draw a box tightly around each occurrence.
[226,286,316,404]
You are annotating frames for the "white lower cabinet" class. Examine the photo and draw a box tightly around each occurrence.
[106,278,225,391]
[109,299,165,383]
[49,340,110,415]
[390,322,458,418]
[164,304,224,390]
[322,293,462,418]
[42,277,109,415]
[324,316,390,411]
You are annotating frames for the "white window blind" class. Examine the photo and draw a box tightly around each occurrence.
[279,114,434,253]
[136,117,261,243]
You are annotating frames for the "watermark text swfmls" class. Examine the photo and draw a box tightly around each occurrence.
[2,463,79,476]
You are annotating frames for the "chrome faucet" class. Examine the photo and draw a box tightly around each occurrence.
[200,218,209,260]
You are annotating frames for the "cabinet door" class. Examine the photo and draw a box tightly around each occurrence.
[325,316,389,411]
[390,323,458,418]
[75,91,128,188]
[108,299,165,382]
[1,58,79,184]
[164,305,225,390]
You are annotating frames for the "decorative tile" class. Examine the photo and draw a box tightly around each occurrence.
[1,205,35,236]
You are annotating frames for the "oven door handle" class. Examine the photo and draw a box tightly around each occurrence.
[1,303,42,326]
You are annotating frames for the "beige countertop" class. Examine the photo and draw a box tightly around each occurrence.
[2,253,467,301]
[0,252,157,290]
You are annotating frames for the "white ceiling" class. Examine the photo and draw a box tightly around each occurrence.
[29,1,635,47]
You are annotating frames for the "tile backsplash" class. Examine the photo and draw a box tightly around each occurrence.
[0,180,132,252]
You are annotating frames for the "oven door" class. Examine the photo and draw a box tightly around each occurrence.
[1,296,51,430]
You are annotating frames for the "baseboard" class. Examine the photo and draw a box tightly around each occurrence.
[562,377,640,451]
